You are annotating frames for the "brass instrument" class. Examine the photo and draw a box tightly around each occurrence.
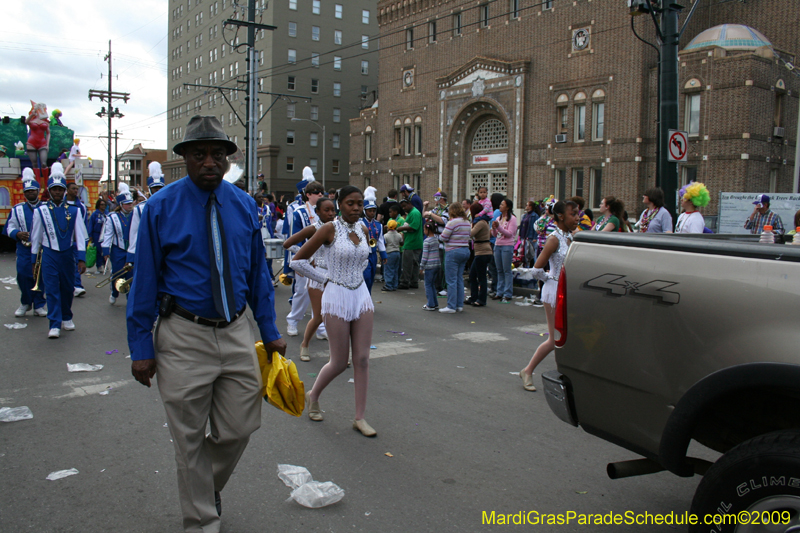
[115,277,132,294]
[31,250,43,292]
[22,240,32,247]
[95,264,133,288]
[368,238,377,249]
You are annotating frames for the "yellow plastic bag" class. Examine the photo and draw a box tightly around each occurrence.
[255,342,305,417]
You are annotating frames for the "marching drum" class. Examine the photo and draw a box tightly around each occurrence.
[263,238,285,260]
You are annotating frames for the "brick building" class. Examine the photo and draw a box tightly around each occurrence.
[118,144,168,187]
[164,0,380,195]
[349,0,798,224]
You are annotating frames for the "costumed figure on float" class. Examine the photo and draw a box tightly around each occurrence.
[26,101,50,176]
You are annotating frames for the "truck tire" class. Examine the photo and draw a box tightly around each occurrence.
[688,430,800,533]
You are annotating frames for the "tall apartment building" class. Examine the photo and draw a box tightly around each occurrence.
[165,0,379,194]
[350,0,798,223]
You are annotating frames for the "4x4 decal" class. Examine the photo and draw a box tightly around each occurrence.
[583,274,680,305]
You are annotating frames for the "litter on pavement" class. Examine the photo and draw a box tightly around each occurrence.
[4,323,28,330]
[67,363,104,372]
[0,276,17,285]
[277,464,345,508]
[46,469,79,481]
[0,406,33,422]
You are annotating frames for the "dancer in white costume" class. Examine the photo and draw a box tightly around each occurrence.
[519,199,579,392]
[290,186,377,437]
[282,197,336,361]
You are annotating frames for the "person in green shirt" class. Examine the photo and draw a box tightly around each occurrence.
[397,199,422,289]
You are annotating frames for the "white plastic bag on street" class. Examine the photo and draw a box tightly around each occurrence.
[277,464,344,508]
[277,464,314,489]
[4,323,28,330]
[67,363,104,372]
[289,481,345,508]
[0,276,17,285]
[46,468,79,481]
[0,406,33,422]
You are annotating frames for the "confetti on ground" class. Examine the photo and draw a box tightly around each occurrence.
[66,363,103,372]
[348,378,354,383]
[4,287,12,290]
[307,373,317,377]
[384,452,393,457]
[46,469,79,481]
[365,512,371,516]
[99,391,110,396]
[370,345,377,349]
[406,339,412,341]
[457,366,465,369]
[105,349,119,355]
[576,491,588,494]
[525,332,548,336]
[163,423,168,428]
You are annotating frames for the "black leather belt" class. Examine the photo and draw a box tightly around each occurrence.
[173,304,246,328]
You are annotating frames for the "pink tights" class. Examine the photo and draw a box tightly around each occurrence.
[309,311,374,420]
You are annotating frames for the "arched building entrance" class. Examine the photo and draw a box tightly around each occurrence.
[466,117,509,200]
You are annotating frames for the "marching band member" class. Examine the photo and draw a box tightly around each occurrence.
[126,162,166,264]
[66,181,88,297]
[4,168,46,317]
[360,186,386,293]
[285,179,327,338]
[280,168,314,292]
[88,198,108,274]
[102,191,134,305]
[30,163,87,339]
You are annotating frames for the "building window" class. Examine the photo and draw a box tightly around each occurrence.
[544,0,553,9]
[311,53,319,67]
[365,133,372,159]
[258,130,263,145]
[510,0,520,19]
[335,4,342,18]
[414,124,422,155]
[288,49,296,63]
[557,106,568,134]
[574,104,586,141]
[361,60,368,75]
[406,28,414,50]
[0,187,10,208]
[287,130,295,144]
[332,133,340,149]
[774,93,784,128]
[769,168,778,193]
[479,4,489,28]
[312,26,320,41]
[287,103,295,118]
[685,93,701,136]
[403,126,412,156]
[334,56,342,70]
[590,168,602,208]
[572,169,584,198]
[394,123,402,151]
[333,82,341,97]
[453,12,462,35]
[310,105,319,120]
[429,21,437,43]
[311,79,319,93]
[288,76,295,90]
[681,166,697,186]
[333,108,341,123]
[362,9,370,24]
[334,30,342,45]
[555,169,566,200]
[592,102,605,141]
[288,22,296,37]
[310,132,318,147]
[312,0,320,15]
[310,158,318,173]
[287,157,295,172]
[472,119,509,151]
[361,35,369,50]
[332,160,340,174]
[289,0,297,10]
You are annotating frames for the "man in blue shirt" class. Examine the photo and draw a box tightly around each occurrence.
[66,182,88,297]
[126,116,286,532]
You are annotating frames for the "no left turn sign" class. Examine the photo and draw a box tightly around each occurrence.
[667,130,688,162]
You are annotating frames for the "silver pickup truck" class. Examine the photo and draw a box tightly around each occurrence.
[543,232,800,532]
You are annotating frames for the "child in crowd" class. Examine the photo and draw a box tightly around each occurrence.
[382,220,403,292]
[420,221,441,310]
[475,186,492,218]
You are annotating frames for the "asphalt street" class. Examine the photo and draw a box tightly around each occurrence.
[0,252,714,532]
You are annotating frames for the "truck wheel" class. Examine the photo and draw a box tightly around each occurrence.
[689,430,800,533]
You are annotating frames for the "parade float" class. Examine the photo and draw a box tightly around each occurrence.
[0,102,104,232]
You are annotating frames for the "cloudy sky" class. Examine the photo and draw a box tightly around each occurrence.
[1,0,168,180]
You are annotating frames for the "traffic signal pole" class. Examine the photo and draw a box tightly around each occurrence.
[659,4,681,221]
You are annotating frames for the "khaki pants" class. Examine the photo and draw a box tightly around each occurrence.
[156,313,262,533]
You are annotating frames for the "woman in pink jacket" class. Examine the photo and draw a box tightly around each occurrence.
[491,198,518,303]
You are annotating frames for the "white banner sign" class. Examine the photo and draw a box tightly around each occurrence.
[472,153,507,165]
[718,192,800,234]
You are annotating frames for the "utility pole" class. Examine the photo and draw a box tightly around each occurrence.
[89,40,129,192]
[114,130,120,187]
[630,0,699,221]
[224,5,275,193]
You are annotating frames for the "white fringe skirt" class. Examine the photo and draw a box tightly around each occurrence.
[541,279,558,307]
[307,268,327,291]
[321,282,374,321]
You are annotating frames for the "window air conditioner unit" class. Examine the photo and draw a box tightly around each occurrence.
[392,148,401,156]
[555,134,567,143]
[773,126,785,138]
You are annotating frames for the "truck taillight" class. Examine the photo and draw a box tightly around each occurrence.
[554,268,567,347]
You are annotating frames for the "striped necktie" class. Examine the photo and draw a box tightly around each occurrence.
[207,192,236,321]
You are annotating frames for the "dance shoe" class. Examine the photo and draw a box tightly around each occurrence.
[352,419,377,437]
[519,369,536,391]
[306,392,323,421]
[300,346,310,362]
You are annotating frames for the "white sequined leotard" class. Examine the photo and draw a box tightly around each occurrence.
[306,219,328,291]
[319,218,374,320]
[541,228,571,306]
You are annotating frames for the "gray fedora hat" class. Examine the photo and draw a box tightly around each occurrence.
[173,115,238,156]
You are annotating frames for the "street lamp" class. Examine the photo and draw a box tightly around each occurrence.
[291,117,325,189]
